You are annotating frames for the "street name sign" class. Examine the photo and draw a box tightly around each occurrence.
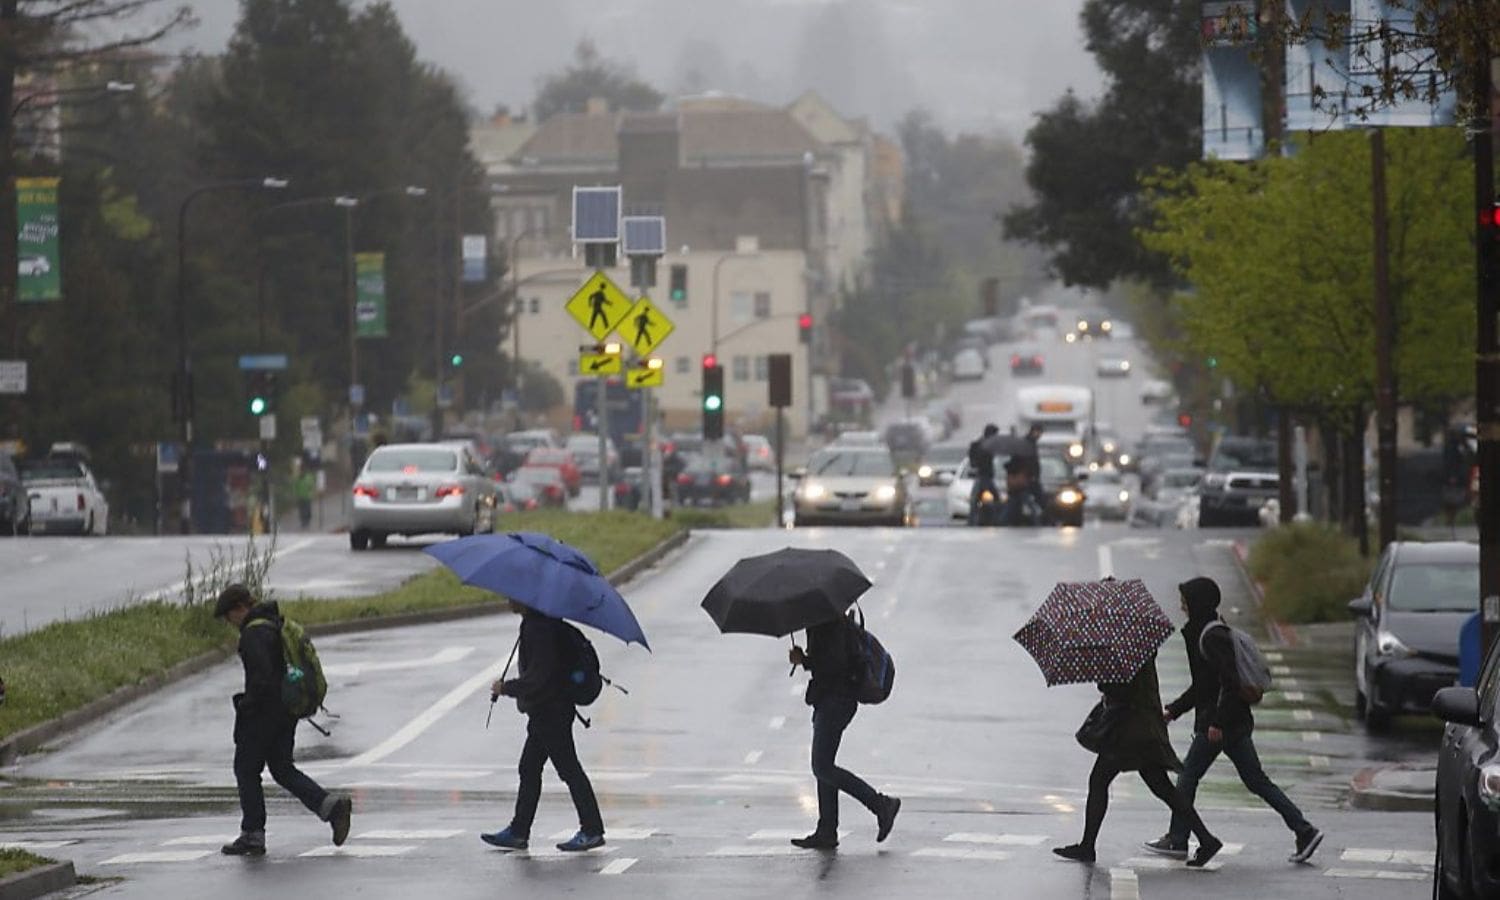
[566,271,632,340]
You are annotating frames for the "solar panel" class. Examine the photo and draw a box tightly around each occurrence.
[622,216,666,256]
[572,186,621,243]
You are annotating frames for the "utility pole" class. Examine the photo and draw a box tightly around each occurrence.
[1261,0,1297,524]
[1371,128,1397,552]
[1473,26,1500,655]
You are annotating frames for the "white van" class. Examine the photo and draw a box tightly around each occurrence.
[1016,385,1093,464]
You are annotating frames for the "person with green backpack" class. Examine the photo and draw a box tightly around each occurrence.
[214,584,351,856]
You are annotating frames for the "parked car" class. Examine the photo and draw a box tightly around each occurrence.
[1010,350,1045,376]
[952,347,986,382]
[675,454,751,507]
[19,456,109,535]
[523,447,582,497]
[1433,637,1500,898]
[917,442,968,487]
[349,443,499,550]
[794,447,911,527]
[508,465,568,508]
[1140,378,1176,406]
[1349,541,1476,729]
[1128,467,1203,529]
[0,453,29,536]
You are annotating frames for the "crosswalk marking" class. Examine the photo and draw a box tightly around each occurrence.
[517,847,619,860]
[356,829,464,841]
[161,835,235,846]
[300,844,415,858]
[769,716,787,730]
[1293,709,1315,722]
[913,847,1011,862]
[711,845,805,858]
[1271,665,1293,676]
[1325,868,1427,881]
[1110,867,1140,900]
[600,857,638,875]
[748,829,848,841]
[744,751,764,765]
[1309,755,1332,768]
[549,828,657,841]
[1282,690,1306,701]
[404,770,491,780]
[0,840,78,850]
[1300,732,1322,742]
[942,833,1048,846]
[1119,855,1224,872]
[1341,848,1432,867]
[100,851,213,864]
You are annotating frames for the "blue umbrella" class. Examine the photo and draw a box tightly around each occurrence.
[425,532,650,650]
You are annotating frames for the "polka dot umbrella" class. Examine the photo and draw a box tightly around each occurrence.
[1012,578,1176,687]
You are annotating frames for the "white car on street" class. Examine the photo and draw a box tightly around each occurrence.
[952,348,986,381]
[20,456,108,535]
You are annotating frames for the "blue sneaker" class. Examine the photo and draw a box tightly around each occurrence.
[480,827,528,850]
[555,830,606,852]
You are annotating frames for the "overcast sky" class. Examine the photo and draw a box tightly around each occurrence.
[163,0,1105,139]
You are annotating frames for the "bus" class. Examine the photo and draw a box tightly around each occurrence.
[1015,384,1094,465]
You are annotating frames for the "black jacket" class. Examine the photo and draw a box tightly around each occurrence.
[504,612,571,715]
[1165,618,1253,737]
[236,601,287,725]
[801,618,858,706]
[968,440,995,481]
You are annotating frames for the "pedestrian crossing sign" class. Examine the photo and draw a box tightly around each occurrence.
[566,271,632,340]
[627,367,664,389]
[579,351,623,376]
[621,296,675,355]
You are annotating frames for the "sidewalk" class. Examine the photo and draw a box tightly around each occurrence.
[276,479,350,535]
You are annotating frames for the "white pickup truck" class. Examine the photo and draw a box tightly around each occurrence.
[20,456,109,535]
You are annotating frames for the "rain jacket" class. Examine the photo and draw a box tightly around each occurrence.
[1096,658,1181,773]
[1164,577,1253,738]
[235,601,289,739]
[801,618,858,706]
[504,611,571,715]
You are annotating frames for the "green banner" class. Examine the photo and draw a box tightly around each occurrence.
[16,177,61,303]
[354,251,386,339]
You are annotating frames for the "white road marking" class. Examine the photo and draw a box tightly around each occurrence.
[600,857,638,875]
[550,828,657,841]
[1325,868,1426,881]
[1300,731,1322,742]
[711,845,805,858]
[1293,709,1315,722]
[324,646,475,677]
[942,833,1048,847]
[1121,856,1223,872]
[749,829,848,841]
[744,750,764,765]
[27,554,47,564]
[790,683,804,697]
[1264,652,1285,662]
[404,770,491,780]
[1271,665,1293,676]
[1110,867,1140,900]
[300,844,415,858]
[1309,755,1332,768]
[161,835,236,846]
[357,829,464,840]
[101,851,213,864]
[1097,545,1114,578]
[1282,691,1306,701]
[521,846,618,860]
[1341,849,1433,867]
[0,840,78,850]
[913,847,1011,861]
[341,658,511,768]
[768,716,787,730]
[585,771,652,782]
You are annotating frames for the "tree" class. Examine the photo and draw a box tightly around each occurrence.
[532,40,662,122]
[1003,0,1202,289]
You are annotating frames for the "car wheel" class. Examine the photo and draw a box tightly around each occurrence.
[370,533,388,549]
[1433,800,1465,900]
[457,509,478,538]
[349,530,370,551]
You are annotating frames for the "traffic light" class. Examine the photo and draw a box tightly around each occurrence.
[702,357,724,440]
[670,264,688,303]
[246,371,276,416]
[1205,356,1218,369]
[798,313,813,344]
[450,352,464,368]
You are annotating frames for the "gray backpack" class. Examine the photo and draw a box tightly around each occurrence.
[1199,621,1272,704]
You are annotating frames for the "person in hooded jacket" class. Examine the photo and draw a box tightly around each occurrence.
[214,584,351,856]
[481,603,606,853]
[1053,655,1222,867]
[1144,577,1324,863]
[787,616,901,849]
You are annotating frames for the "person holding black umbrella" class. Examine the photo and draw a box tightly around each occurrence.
[788,618,901,849]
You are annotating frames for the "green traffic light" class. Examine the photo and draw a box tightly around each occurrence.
[671,289,685,301]
[1206,356,1218,369]
[704,395,723,412]
[249,396,268,416]
[450,353,464,367]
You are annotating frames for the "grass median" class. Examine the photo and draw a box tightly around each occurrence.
[670,499,778,530]
[0,510,681,743]
[1247,522,1374,624]
[0,848,54,878]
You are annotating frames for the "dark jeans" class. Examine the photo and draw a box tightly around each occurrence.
[1083,756,1212,850]
[1168,731,1311,844]
[233,715,329,834]
[968,477,998,524]
[509,705,604,837]
[811,698,883,833]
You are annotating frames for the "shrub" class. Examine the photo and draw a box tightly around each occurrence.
[1248,523,1373,624]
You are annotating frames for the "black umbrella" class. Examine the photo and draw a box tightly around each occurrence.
[982,434,1037,456]
[701,547,872,638]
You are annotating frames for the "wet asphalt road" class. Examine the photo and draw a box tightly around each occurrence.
[1,527,1436,899]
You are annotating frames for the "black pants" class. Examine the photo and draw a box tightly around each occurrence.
[1081,756,1213,850]
[509,705,604,837]
[811,697,883,833]
[1167,731,1311,843]
[233,714,329,834]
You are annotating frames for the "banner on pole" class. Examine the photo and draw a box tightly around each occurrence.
[16,177,61,302]
[462,234,487,283]
[354,251,387,338]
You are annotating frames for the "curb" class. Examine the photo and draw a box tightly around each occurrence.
[0,527,690,766]
[1228,539,1300,648]
[1349,766,1435,813]
[0,861,75,900]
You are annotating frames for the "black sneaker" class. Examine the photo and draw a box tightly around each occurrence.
[876,796,902,843]
[1051,844,1096,863]
[1143,836,1188,860]
[1187,836,1223,868]
[221,836,266,857]
[1290,828,1324,863]
[790,832,839,850]
[328,797,353,847]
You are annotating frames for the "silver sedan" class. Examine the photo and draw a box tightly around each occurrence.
[349,443,499,550]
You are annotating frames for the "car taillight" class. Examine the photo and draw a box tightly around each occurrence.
[77,493,86,511]
[1033,356,1043,365]
[677,474,692,485]
[435,484,465,498]
[352,484,380,499]
[1010,355,1020,366]
[525,499,538,510]
[715,474,733,486]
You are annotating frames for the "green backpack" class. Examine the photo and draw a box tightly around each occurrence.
[248,617,328,721]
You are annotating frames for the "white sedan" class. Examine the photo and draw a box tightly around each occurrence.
[952,348,986,381]
[20,457,109,535]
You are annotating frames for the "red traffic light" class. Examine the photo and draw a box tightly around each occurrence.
[702,353,718,369]
[798,313,813,330]
[1485,204,1500,229]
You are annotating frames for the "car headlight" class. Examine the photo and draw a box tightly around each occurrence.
[1077,320,1088,331]
[917,465,933,479]
[1376,629,1414,658]
[1120,360,1131,371]
[801,482,827,501]
[1101,321,1113,332]
[874,484,897,502]
[1203,472,1227,489]
[1057,488,1083,506]
[1119,490,1131,503]
[1067,442,1084,459]
[1118,453,1131,466]
[1102,441,1116,453]
[1479,764,1500,810]
[978,489,996,503]
[1065,332,1077,343]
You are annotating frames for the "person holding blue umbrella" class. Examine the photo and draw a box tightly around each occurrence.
[425,532,650,854]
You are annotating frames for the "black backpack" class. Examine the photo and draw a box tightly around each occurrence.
[844,608,895,705]
[559,623,604,707]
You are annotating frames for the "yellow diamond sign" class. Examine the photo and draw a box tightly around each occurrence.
[620,296,675,356]
[565,272,632,340]
[579,351,622,376]
[626,367,663,389]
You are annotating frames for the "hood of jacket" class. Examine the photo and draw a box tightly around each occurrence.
[240,600,282,630]
[1179,577,1221,624]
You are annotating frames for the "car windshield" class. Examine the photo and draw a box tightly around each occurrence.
[1388,562,1479,612]
[1039,457,1070,483]
[21,460,85,481]
[809,451,893,477]
[366,449,456,473]
[1214,440,1277,469]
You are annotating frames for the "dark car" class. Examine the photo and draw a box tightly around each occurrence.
[613,466,647,511]
[1198,434,1278,526]
[675,454,751,507]
[1432,644,1500,898]
[1009,350,1045,376]
[1349,541,1475,731]
[0,453,29,535]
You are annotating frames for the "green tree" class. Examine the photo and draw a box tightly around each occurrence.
[532,40,663,122]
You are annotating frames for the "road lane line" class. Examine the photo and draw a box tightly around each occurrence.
[300,844,415,858]
[357,829,464,840]
[101,851,213,864]
[943,833,1048,846]
[342,658,509,768]
[1293,709,1314,722]
[1097,545,1113,578]
[600,857,637,875]
[744,750,764,765]
[551,828,657,841]
[323,645,475,677]
[913,847,1010,861]
[0,840,78,850]
[768,715,786,730]
[1109,867,1140,900]
[161,836,236,846]
[1324,868,1426,881]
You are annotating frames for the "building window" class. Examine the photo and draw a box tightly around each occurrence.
[754,355,769,381]
[732,355,750,382]
[754,292,771,320]
[730,291,753,325]
[529,297,540,314]
[675,356,690,374]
